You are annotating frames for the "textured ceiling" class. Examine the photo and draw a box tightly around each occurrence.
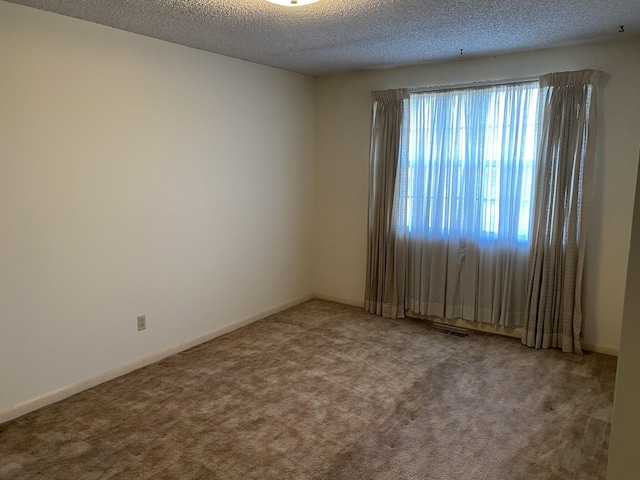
[5,0,640,76]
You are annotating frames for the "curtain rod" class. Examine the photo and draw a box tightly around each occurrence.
[410,75,538,94]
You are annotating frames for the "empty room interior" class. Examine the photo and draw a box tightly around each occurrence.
[1,0,640,479]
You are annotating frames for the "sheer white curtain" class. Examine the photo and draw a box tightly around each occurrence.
[396,82,539,326]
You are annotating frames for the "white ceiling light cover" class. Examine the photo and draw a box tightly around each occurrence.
[265,0,319,6]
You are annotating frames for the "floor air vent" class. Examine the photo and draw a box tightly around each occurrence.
[432,322,469,337]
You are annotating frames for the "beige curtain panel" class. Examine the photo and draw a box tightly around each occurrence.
[364,89,409,318]
[522,69,602,354]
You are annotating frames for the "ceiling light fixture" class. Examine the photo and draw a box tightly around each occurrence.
[265,0,319,6]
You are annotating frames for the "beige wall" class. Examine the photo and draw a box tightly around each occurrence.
[607,150,640,479]
[314,37,640,355]
[0,2,315,416]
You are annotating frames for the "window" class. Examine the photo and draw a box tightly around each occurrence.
[400,81,539,243]
[366,70,599,343]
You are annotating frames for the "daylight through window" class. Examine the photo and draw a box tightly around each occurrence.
[400,81,539,243]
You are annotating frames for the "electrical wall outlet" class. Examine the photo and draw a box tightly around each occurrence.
[137,315,146,331]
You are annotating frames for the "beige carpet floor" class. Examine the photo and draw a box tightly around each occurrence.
[0,299,616,479]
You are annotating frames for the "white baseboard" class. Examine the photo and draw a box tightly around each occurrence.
[581,342,619,356]
[0,293,314,425]
[314,292,364,308]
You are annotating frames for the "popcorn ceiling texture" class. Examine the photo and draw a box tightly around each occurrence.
[5,0,640,76]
